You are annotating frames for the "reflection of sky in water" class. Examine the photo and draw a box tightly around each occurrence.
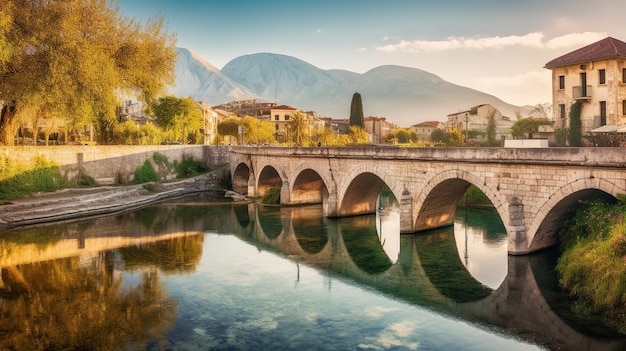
[453,219,508,290]
[160,234,542,351]
[376,210,400,264]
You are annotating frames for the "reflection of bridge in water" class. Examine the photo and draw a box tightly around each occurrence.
[233,203,626,351]
[1,199,624,351]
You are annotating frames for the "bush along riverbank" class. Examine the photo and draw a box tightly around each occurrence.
[557,196,626,333]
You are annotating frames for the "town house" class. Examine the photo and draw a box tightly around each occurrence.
[544,36,626,136]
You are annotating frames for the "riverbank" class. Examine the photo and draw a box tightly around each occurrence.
[0,167,230,231]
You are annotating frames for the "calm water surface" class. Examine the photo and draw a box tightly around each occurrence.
[0,192,624,351]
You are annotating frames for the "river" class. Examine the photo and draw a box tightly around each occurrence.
[0,192,624,350]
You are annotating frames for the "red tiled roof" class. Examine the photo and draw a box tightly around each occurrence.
[272,105,297,110]
[544,37,626,69]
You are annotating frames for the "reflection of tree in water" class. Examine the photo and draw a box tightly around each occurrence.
[415,227,492,303]
[0,254,175,350]
[340,216,392,274]
[456,206,506,244]
[120,234,204,274]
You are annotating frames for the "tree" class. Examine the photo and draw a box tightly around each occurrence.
[486,111,498,146]
[152,96,203,144]
[288,111,308,146]
[349,92,365,128]
[0,0,177,145]
[510,117,553,138]
[568,101,582,147]
[348,126,368,144]
[430,129,449,144]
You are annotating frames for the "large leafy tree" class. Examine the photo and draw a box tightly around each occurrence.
[349,92,365,128]
[0,0,177,145]
[152,96,203,144]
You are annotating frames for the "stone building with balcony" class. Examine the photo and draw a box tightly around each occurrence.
[446,104,514,143]
[544,36,626,136]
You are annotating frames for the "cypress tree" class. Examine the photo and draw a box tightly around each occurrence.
[568,101,582,147]
[349,92,365,128]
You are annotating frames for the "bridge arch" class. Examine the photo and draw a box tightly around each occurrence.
[257,165,282,197]
[414,170,507,232]
[527,178,622,252]
[232,163,251,195]
[338,166,400,217]
[289,168,330,206]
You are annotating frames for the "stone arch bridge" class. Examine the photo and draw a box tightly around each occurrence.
[229,146,626,255]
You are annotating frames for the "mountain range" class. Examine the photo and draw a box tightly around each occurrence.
[168,48,524,127]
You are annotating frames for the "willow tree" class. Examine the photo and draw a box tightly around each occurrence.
[0,0,177,145]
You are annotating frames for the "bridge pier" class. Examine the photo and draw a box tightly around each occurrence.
[508,197,528,255]
[399,190,415,233]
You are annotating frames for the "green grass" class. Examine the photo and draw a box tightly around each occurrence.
[557,197,626,333]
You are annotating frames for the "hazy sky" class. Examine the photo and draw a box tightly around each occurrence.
[118,0,626,107]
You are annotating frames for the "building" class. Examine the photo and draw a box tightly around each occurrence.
[446,104,513,143]
[364,116,397,143]
[270,105,298,142]
[195,101,218,145]
[544,36,626,136]
[213,99,277,120]
[410,121,445,142]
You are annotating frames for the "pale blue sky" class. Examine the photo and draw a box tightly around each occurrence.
[118,0,626,106]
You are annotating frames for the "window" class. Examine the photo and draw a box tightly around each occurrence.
[559,104,566,119]
[285,115,290,121]
[558,75,565,89]
[599,69,606,84]
[274,114,279,121]
[600,101,607,126]
[623,68,626,83]
[623,100,626,116]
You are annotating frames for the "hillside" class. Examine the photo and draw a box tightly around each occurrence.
[170,49,523,126]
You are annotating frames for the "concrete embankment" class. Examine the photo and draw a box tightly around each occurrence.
[0,167,230,231]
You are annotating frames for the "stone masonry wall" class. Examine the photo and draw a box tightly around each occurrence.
[0,145,230,184]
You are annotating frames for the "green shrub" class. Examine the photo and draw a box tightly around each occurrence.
[134,160,157,184]
[0,155,66,199]
[261,187,281,205]
[174,155,210,178]
[152,152,168,165]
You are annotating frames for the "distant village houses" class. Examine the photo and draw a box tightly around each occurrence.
[446,104,514,143]
[410,121,445,142]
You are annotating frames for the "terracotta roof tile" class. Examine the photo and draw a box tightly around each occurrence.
[544,37,626,69]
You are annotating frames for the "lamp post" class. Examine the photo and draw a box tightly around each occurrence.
[464,112,469,145]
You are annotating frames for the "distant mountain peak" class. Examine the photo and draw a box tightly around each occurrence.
[171,50,522,125]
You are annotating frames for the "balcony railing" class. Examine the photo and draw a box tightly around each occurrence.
[573,85,592,99]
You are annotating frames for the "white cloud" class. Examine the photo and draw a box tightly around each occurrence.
[545,31,607,49]
[376,32,607,53]
[472,70,553,106]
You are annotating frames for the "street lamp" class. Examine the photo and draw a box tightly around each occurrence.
[464,112,469,145]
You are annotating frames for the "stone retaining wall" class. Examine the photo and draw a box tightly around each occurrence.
[0,145,230,184]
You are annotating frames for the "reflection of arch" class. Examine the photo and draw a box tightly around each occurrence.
[292,206,328,254]
[291,169,328,205]
[232,163,250,195]
[528,178,619,251]
[415,225,492,303]
[257,166,282,197]
[415,170,504,232]
[340,215,393,274]
[233,204,251,228]
[257,205,283,239]
[340,172,387,216]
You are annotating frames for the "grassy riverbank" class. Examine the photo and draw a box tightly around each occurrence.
[557,197,626,333]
